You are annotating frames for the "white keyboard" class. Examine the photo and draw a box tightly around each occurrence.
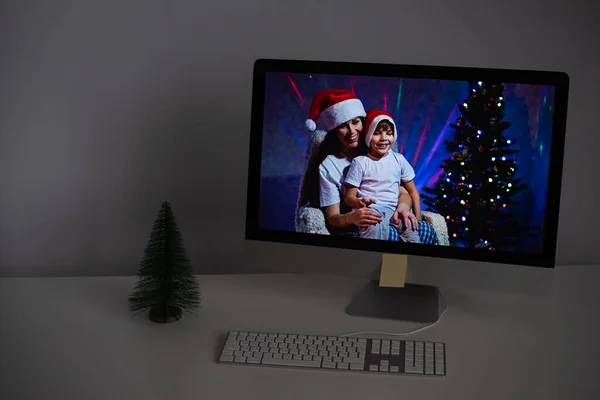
[218,331,446,376]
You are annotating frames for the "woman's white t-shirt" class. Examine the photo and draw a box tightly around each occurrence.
[318,154,353,208]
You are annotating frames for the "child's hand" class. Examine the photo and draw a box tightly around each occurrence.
[359,197,376,208]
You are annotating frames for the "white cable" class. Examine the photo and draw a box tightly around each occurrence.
[339,290,448,338]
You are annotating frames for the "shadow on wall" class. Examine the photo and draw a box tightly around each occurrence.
[123,78,254,276]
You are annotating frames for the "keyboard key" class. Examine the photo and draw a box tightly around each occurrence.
[436,362,445,375]
[350,363,364,371]
[390,366,399,373]
[322,361,336,368]
[337,363,349,369]
[220,355,234,362]
[343,357,364,364]
[262,358,321,368]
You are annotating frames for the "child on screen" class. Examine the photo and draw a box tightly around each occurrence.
[344,110,421,242]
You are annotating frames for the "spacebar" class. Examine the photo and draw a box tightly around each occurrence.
[262,358,322,368]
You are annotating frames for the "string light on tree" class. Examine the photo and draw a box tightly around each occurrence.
[422,81,536,250]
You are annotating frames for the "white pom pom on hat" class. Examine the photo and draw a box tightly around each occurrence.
[305,89,366,132]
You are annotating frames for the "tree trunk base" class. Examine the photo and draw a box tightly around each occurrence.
[149,305,182,323]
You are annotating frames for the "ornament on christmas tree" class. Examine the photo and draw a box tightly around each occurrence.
[455,148,469,161]
[129,201,202,323]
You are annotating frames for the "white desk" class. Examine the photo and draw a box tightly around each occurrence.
[1,271,599,399]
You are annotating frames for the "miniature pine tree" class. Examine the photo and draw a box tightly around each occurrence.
[129,201,201,323]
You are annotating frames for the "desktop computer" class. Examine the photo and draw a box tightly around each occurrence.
[220,58,569,376]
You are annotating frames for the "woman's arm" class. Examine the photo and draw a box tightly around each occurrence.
[397,186,412,210]
[402,180,422,220]
[392,185,418,230]
[323,203,382,229]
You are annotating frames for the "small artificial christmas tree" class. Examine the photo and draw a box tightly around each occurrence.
[129,201,201,323]
[422,81,537,251]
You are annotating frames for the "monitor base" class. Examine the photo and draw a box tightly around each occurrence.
[345,280,442,324]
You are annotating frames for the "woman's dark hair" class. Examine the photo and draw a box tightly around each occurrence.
[298,117,366,208]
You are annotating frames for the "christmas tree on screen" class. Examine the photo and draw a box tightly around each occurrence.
[422,81,537,251]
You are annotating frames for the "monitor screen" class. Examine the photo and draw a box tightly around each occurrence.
[245,59,569,268]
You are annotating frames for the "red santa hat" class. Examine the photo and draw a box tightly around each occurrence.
[305,89,366,132]
[364,109,397,147]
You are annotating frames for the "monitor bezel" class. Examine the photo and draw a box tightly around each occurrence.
[245,58,569,269]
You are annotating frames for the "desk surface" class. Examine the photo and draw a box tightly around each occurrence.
[1,271,599,400]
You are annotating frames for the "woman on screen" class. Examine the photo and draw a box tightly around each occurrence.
[300,89,436,243]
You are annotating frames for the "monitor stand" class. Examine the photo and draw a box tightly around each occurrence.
[345,254,442,324]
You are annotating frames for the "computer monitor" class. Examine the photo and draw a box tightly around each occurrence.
[245,58,569,323]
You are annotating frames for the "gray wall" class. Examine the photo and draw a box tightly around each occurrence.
[1,0,598,280]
